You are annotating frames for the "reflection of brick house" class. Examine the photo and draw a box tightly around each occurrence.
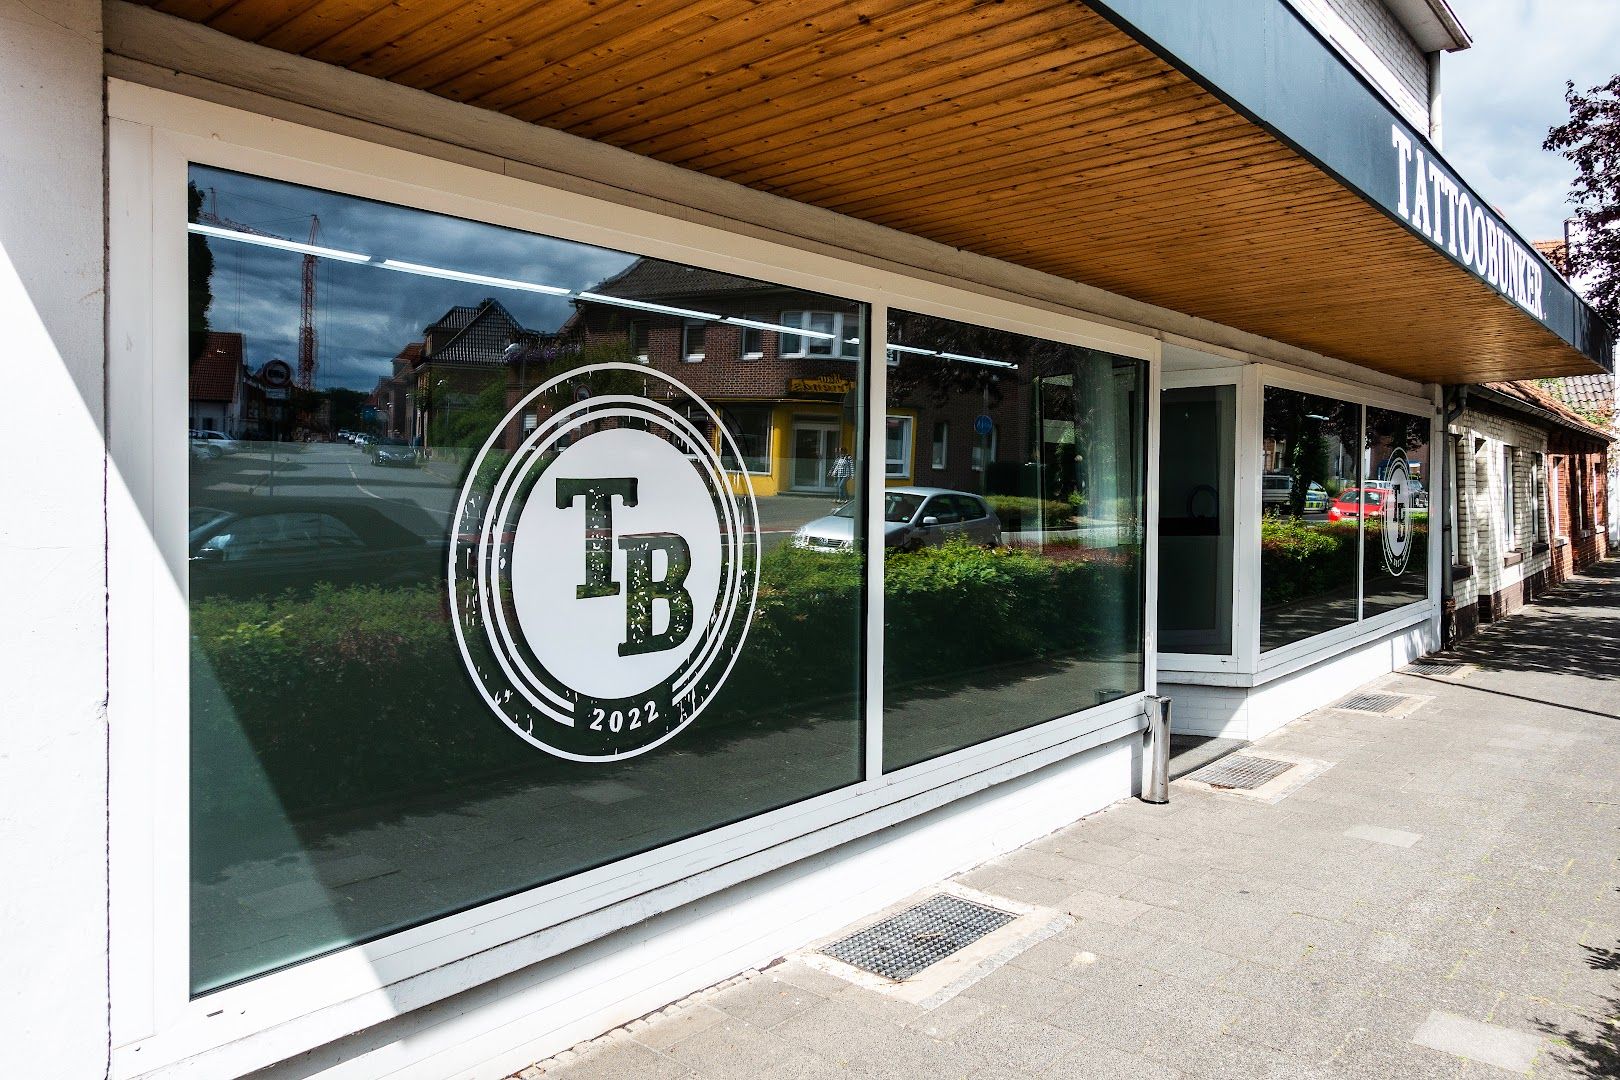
[572,259,1034,499]
[188,332,245,435]
[574,260,869,497]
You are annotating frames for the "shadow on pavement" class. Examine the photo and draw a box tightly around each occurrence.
[1535,939,1620,1078]
[1442,560,1620,681]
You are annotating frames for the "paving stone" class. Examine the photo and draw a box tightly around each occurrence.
[709,975,828,1030]
[664,1017,802,1076]
[1412,1010,1545,1072]
[946,1012,1088,1075]
[1039,1037,1187,1080]
[546,1039,693,1080]
[634,1003,730,1052]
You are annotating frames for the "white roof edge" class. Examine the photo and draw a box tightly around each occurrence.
[1384,0,1473,53]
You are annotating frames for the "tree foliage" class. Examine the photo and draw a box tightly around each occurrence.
[1544,75,1620,329]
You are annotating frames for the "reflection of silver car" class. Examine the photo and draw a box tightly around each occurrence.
[793,487,1002,552]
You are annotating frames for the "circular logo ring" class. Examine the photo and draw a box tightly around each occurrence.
[1380,449,1414,577]
[450,362,761,761]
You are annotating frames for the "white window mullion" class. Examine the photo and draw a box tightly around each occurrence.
[863,303,887,782]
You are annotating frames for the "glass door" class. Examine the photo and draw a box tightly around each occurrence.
[791,420,839,492]
[1158,383,1237,655]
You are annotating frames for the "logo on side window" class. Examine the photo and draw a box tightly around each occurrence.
[450,363,760,761]
[1381,449,1414,577]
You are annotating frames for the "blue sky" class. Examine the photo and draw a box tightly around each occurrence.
[1444,0,1620,244]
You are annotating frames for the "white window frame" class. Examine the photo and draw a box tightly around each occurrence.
[681,318,706,361]
[1502,445,1517,550]
[107,81,1159,1080]
[740,324,764,359]
[781,309,860,360]
[885,415,914,478]
[1244,366,1438,675]
[930,420,948,470]
[1532,452,1545,543]
[1550,456,1565,539]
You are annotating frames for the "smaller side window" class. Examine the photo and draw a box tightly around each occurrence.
[682,320,706,362]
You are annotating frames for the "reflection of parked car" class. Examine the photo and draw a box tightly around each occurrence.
[794,487,1002,551]
[1303,482,1328,513]
[1262,471,1292,509]
[190,429,241,456]
[373,438,419,467]
[1327,488,1386,521]
[189,497,440,598]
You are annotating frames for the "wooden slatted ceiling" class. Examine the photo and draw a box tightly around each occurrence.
[141,0,1595,382]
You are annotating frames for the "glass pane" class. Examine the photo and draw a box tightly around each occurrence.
[1260,387,1362,651]
[1158,385,1236,655]
[187,166,867,994]
[1362,408,1431,617]
[881,309,1148,772]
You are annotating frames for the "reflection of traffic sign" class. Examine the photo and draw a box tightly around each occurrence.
[974,414,994,436]
[262,359,293,388]
[265,387,290,400]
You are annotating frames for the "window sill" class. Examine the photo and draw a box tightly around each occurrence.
[1450,563,1473,581]
[1502,550,1525,568]
[1556,536,1571,548]
[1531,541,1550,556]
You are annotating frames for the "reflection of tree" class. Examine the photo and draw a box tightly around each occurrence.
[1263,388,1358,513]
[187,181,215,367]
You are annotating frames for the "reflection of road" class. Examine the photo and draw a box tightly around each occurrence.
[191,442,460,540]
[752,493,850,552]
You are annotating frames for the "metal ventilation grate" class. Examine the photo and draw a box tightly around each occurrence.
[1184,755,1296,790]
[820,894,1016,981]
[1403,660,1463,676]
[1335,691,1412,714]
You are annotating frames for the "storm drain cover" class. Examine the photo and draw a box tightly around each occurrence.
[1335,691,1413,714]
[820,894,1016,981]
[1185,754,1296,790]
[1404,660,1463,676]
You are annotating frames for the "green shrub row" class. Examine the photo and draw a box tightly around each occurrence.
[983,495,1077,531]
[192,538,1140,828]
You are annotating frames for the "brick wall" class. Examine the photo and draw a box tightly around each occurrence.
[1287,0,1430,131]
[1449,402,1611,641]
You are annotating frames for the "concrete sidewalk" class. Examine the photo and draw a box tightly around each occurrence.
[519,562,1620,1080]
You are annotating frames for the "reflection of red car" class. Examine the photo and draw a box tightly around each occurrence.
[1327,488,1386,521]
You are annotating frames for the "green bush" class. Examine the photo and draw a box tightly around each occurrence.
[984,495,1077,531]
[1259,517,1359,606]
[191,538,1141,827]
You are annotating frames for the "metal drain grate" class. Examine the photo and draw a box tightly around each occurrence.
[1184,755,1296,790]
[1335,691,1412,714]
[821,894,1016,981]
[1404,660,1463,676]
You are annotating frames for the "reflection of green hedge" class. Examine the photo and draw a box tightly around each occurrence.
[985,496,1077,531]
[1260,517,1358,607]
[1260,516,1430,606]
[192,539,1139,826]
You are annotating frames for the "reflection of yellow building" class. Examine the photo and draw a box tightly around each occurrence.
[709,396,916,498]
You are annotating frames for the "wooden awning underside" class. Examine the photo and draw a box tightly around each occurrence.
[139,0,1598,383]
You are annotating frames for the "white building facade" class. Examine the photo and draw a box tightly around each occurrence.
[3,3,1610,1079]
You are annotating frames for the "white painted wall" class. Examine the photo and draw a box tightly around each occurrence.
[0,0,109,1075]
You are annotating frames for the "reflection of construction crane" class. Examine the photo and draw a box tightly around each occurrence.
[197,189,320,390]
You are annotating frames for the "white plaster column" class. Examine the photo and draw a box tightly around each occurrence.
[0,0,109,1074]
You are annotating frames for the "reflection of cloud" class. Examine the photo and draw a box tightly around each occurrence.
[1444,0,1620,242]
[194,165,636,390]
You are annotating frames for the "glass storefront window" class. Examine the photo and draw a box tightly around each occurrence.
[1260,387,1362,650]
[1362,407,1431,617]
[1158,385,1236,654]
[881,310,1148,771]
[187,166,867,994]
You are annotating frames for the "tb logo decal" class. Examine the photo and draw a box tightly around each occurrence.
[451,364,760,761]
[1381,450,1414,577]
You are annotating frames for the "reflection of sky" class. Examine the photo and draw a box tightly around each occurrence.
[192,165,637,391]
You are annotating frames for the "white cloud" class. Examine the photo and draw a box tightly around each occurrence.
[1444,0,1620,242]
